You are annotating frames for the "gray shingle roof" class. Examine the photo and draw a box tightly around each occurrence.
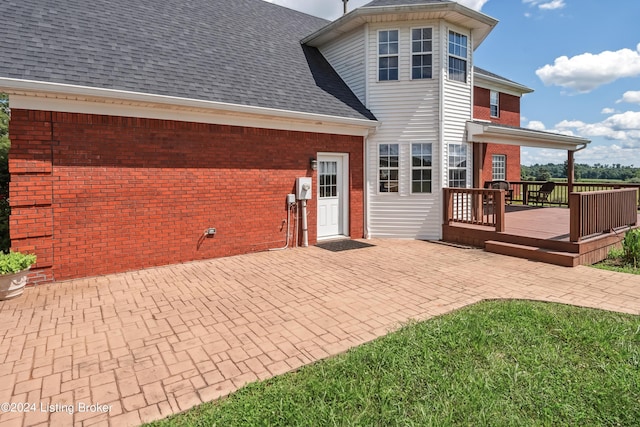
[0,0,375,121]
[474,67,524,87]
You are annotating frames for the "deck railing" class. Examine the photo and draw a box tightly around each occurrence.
[443,188,505,231]
[509,181,640,209]
[569,188,638,242]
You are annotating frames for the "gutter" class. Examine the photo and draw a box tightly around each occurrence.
[0,77,379,131]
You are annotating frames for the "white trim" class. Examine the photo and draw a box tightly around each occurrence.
[409,141,434,195]
[447,29,469,84]
[317,152,350,239]
[492,154,506,181]
[376,29,400,83]
[1,77,379,137]
[474,73,533,97]
[364,23,371,108]
[467,121,590,151]
[490,90,500,118]
[409,26,434,81]
[377,143,400,195]
[302,3,497,49]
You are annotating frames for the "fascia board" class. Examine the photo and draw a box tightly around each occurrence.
[1,77,379,137]
[467,122,590,151]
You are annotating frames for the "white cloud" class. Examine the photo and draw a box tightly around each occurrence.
[525,120,547,131]
[522,0,566,10]
[457,0,489,11]
[555,111,640,143]
[601,107,616,114]
[539,0,566,10]
[522,111,640,165]
[618,91,640,104]
[536,44,640,93]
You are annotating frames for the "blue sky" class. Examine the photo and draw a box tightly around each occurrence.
[265,0,640,166]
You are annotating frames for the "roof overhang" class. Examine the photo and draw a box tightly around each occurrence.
[473,72,533,98]
[467,121,590,151]
[302,2,498,50]
[0,78,379,137]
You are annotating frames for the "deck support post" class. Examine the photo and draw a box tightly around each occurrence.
[567,150,575,206]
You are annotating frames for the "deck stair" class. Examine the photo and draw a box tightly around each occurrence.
[485,240,580,267]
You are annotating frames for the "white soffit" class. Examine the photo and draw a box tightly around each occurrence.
[1,78,379,138]
[303,3,498,49]
[467,121,590,151]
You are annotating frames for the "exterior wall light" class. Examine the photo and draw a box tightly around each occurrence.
[310,158,318,171]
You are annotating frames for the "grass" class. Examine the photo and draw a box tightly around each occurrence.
[593,247,640,275]
[146,300,640,427]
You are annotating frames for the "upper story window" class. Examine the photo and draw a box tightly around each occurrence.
[411,143,432,193]
[379,144,399,192]
[492,154,506,180]
[378,30,399,81]
[490,90,500,117]
[448,144,467,187]
[411,28,432,80]
[448,31,468,83]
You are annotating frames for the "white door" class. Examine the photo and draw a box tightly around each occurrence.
[317,156,343,238]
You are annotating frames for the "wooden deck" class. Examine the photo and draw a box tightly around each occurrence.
[443,205,640,267]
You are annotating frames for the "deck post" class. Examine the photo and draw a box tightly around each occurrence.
[495,190,506,232]
[443,188,452,225]
[569,192,581,242]
[567,150,575,207]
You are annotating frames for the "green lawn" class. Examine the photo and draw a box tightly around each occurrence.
[146,300,640,427]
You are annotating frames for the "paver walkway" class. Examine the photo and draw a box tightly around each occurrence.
[0,239,639,427]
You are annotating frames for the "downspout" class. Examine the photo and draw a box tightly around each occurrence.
[364,23,371,239]
[438,21,446,239]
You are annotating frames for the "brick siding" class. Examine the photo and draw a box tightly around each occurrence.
[9,110,364,282]
[473,87,522,184]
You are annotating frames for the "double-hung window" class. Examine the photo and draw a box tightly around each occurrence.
[448,144,467,187]
[490,90,500,118]
[411,143,432,193]
[492,155,506,181]
[379,144,399,192]
[411,28,432,79]
[448,31,468,83]
[378,30,399,81]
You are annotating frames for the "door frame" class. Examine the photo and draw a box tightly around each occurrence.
[317,152,350,240]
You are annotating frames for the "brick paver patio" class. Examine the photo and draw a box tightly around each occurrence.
[0,239,639,427]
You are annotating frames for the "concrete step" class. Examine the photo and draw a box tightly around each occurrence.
[485,240,581,267]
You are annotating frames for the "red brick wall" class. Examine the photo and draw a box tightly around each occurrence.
[9,110,364,282]
[473,87,521,126]
[482,144,521,183]
[473,87,522,184]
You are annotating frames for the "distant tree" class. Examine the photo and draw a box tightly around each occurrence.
[536,168,552,181]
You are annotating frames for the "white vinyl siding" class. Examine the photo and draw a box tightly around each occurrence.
[319,28,367,104]
[442,24,472,191]
[366,21,442,239]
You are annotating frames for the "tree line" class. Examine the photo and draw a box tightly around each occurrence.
[521,162,640,183]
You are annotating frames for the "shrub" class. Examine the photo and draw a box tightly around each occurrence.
[622,229,640,268]
[0,251,36,274]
